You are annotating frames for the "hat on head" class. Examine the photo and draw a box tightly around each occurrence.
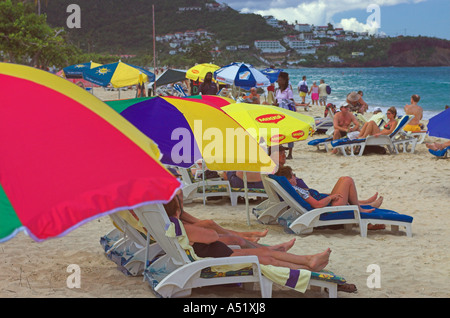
[347,91,361,102]
[373,107,382,112]
[339,102,349,108]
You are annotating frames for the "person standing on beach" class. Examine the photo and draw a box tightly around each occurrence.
[404,94,424,132]
[199,72,218,95]
[274,71,295,159]
[297,75,308,106]
[318,79,328,106]
[308,81,319,106]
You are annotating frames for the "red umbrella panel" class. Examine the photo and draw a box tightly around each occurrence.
[0,63,181,242]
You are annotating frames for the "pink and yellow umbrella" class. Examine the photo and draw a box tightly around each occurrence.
[0,63,181,242]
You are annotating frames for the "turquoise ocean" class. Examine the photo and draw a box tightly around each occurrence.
[285,66,450,120]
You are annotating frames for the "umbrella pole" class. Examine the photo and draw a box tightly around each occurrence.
[243,171,250,226]
[202,159,206,205]
[144,231,151,281]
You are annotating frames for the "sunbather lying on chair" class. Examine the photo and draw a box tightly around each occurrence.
[173,189,295,251]
[276,166,382,213]
[164,198,331,272]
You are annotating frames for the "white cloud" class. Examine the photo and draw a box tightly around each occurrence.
[336,17,378,34]
[227,0,429,26]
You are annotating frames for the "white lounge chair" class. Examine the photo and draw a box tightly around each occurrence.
[331,115,418,156]
[133,203,347,298]
[267,175,413,237]
[102,212,164,276]
[252,174,288,224]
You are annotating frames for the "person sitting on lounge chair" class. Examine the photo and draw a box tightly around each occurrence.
[357,106,398,138]
[275,166,383,213]
[164,197,332,271]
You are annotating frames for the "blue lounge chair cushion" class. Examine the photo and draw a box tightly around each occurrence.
[269,174,313,211]
[428,146,450,157]
[331,138,366,147]
[308,137,332,146]
[319,207,413,223]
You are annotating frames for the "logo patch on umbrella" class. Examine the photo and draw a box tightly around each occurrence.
[96,67,111,76]
[255,114,285,124]
[192,70,199,74]
[292,130,305,139]
[270,134,286,143]
[239,71,251,80]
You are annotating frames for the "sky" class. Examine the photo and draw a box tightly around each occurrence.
[224,0,450,40]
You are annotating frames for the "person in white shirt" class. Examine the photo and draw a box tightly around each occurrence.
[297,75,308,104]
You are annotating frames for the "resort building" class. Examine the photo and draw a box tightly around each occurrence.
[254,40,286,53]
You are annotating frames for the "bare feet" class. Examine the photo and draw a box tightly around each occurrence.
[269,238,296,252]
[426,143,438,151]
[370,196,383,209]
[360,192,378,204]
[309,248,331,272]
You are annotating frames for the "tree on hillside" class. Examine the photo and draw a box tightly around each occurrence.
[0,0,74,67]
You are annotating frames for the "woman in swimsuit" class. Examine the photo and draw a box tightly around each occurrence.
[357,106,398,139]
[276,166,382,213]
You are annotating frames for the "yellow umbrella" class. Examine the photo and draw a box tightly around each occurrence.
[221,103,315,146]
[186,63,220,81]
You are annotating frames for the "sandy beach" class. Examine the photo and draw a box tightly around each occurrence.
[1,87,449,299]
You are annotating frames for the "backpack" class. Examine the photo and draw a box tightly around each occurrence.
[326,85,331,95]
[299,83,308,93]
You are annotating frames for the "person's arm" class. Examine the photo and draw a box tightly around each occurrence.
[305,194,342,209]
[183,222,219,244]
[348,114,360,132]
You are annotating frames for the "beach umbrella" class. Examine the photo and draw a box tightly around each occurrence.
[154,69,187,87]
[186,63,220,82]
[62,61,102,78]
[83,61,155,88]
[214,62,270,89]
[204,102,315,146]
[260,68,283,83]
[120,96,276,224]
[120,96,275,173]
[0,63,181,243]
[427,108,450,139]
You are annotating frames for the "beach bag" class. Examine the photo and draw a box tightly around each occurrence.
[279,99,296,112]
[326,85,331,95]
[299,83,308,93]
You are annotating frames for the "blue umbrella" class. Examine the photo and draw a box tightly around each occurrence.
[214,62,270,90]
[260,68,283,83]
[427,108,450,139]
[83,61,155,88]
[62,61,102,79]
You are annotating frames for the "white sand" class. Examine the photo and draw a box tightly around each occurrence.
[1,88,449,298]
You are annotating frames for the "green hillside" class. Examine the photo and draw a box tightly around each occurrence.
[42,0,283,54]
